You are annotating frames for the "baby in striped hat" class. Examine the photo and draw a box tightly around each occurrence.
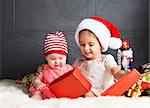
[29,31,73,100]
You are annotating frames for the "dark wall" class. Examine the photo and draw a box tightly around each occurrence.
[1,0,149,79]
[0,0,1,77]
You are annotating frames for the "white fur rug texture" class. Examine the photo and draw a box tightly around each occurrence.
[0,79,150,108]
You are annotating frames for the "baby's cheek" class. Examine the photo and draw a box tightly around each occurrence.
[47,61,55,67]
[61,60,66,66]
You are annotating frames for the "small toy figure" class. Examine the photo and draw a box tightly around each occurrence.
[117,40,134,72]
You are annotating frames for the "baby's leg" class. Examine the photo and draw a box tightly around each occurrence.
[31,91,42,100]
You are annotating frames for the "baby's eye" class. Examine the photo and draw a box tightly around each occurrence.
[80,43,85,46]
[59,58,63,60]
[50,58,56,60]
[89,43,94,46]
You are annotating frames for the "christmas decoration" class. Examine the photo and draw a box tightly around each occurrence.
[127,63,150,97]
[117,40,134,72]
[127,80,142,97]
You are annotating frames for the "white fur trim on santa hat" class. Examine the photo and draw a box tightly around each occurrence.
[74,19,111,52]
[109,37,122,49]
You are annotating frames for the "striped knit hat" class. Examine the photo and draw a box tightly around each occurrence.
[44,31,68,57]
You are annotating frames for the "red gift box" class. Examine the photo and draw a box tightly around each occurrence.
[101,68,141,96]
[141,81,150,90]
[49,68,92,98]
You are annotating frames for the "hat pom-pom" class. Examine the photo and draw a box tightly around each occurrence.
[109,37,122,49]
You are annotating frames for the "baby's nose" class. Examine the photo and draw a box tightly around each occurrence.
[84,45,89,50]
[55,59,60,63]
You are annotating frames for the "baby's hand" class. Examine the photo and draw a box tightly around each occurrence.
[84,91,96,97]
[35,81,46,90]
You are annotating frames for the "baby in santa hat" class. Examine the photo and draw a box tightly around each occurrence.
[73,16,125,97]
[29,31,73,100]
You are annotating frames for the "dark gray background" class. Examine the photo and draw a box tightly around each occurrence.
[0,0,149,79]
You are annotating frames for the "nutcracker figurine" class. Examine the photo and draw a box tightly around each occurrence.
[117,40,134,72]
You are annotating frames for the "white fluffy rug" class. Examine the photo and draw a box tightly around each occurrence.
[0,79,150,108]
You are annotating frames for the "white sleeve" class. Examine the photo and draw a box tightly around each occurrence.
[104,54,118,71]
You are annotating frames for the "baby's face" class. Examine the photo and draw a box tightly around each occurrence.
[45,53,67,69]
[79,30,101,60]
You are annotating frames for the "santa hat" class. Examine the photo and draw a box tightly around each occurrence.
[44,31,68,56]
[74,16,122,52]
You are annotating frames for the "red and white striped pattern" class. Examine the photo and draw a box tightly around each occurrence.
[44,31,68,56]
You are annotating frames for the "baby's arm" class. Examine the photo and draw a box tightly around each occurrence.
[105,54,125,80]
[111,67,125,80]
[33,65,46,90]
